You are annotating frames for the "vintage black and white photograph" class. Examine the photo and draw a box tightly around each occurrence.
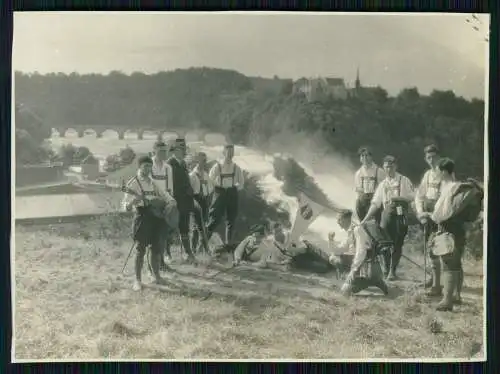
[12,11,489,361]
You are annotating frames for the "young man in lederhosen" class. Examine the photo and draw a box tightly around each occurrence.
[189,151,213,253]
[122,155,175,291]
[167,138,197,263]
[151,140,175,266]
[337,210,390,296]
[361,155,415,281]
[354,147,385,222]
[421,158,470,311]
[414,144,443,295]
[206,144,245,247]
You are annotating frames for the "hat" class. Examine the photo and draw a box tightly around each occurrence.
[424,144,439,154]
[137,155,153,166]
[382,155,397,165]
[153,140,168,151]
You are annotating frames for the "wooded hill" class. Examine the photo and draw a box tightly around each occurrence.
[14,68,485,182]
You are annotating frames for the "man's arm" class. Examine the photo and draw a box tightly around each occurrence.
[377,167,386,184]
[166,164,174,195]
[156,182,175,203]
[354,170,363,194]
[121,178,142,212]
[361,183,383,223]
[208,163,220,186]
[234,165,245,191]
[414,172,428,216]
[189,171,199,194]
[400,176,415,201]
[233,236,252,263]
[348,226,370,275]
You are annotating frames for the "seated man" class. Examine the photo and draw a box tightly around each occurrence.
[235,222,339,274]
[336,210,391,296]
[232,225,269,265]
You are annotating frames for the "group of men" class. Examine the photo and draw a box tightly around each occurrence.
[121,138,477,313]
[340,144,471,311]
[121,138,245,291]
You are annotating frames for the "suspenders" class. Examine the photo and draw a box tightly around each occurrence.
[217,162,237,188]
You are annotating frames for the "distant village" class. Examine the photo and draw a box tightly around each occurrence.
[252,69,383,102]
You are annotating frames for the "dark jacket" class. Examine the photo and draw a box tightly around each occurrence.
[167,156,194,208]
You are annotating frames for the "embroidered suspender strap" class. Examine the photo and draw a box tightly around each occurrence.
[217,162,222,186]
[375,168,378,184]
[134,176,147,204]
[398,176,402,196]
[231,164,236,185]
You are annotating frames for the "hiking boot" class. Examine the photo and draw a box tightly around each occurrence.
[159,261,170,272]
[436,271,457,312]
[377,280,389,296]
[184,255,198,266]
[152,276,168,286]
[426,286,443,297]
[132,280,142,292]
[386,271,397,281]
[453,295,463,305]
[423,277,433,289]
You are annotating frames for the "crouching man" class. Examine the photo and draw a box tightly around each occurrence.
[122,155,176,291]
[336,210,390,296]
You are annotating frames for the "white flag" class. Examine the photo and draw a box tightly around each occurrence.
[285,192,327,249]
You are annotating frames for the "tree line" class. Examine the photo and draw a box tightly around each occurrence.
[14,68,484,183]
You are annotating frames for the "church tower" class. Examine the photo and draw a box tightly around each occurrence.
[355,67,361,90]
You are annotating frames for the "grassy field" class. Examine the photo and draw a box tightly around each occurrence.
[13,220,484,361]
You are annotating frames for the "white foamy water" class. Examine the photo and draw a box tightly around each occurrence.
[50,130,356,242]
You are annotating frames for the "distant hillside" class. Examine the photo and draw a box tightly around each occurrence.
[14,67,485,182]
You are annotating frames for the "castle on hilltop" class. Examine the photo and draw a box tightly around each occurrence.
[292,68,376,102]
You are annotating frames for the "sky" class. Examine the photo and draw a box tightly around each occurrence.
[12,12,490,99]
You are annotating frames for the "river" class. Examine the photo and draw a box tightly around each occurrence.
[49,129,357,242]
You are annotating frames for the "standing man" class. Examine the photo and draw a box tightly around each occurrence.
[354,147,386,222]
[167,138,197,263]
[206,144,245,247]
[189,151,214,253]
[121,155,176,291]
[151,140,175,266]
[414,144,443,295]
[361,155,415,280]
[421,158,466,311]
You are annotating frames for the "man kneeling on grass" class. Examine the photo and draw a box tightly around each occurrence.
[334,210,391,297]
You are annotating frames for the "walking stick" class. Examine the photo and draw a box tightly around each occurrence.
[122,240,137,274]
[423,223,427,288]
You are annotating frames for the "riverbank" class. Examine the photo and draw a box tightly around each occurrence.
[14,220,484,360]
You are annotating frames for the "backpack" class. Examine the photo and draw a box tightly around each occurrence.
[432,179,484,224]
[359,221,394,257]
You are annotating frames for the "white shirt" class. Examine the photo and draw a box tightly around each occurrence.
[151,157,174,196]
[371,173,415,209]
[414,168,442,215]
[209,160,245,190]
[121,171,173,212]
[189,165,214,196]
[331,224,357,256]
[430,180,458,223]
[354,164,386,194]
[350,225,375,274]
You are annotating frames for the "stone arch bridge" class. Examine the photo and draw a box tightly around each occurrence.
[53,125,213,142]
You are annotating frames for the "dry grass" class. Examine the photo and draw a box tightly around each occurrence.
[13,223,484,361]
